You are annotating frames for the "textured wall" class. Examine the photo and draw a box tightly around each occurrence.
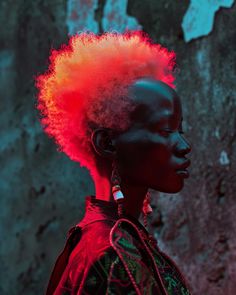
[0,1,236,294]
[0,1,93,294]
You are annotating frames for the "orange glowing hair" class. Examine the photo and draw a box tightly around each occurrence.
[36,30,176,173]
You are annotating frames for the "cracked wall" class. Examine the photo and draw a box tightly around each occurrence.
[1,0,236,294]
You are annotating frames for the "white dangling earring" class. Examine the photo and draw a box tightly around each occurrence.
[142,191,153,228]
[111,160,125,216]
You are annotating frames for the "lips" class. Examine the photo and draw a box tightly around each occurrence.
[176,169,189,178]
[175,159,191,170]
[175,159,191,178]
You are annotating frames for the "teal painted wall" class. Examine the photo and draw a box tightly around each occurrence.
[1,1,236,294]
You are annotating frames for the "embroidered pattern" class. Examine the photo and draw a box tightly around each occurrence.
[50,204,191,295]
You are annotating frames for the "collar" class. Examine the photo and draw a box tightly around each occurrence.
[77,196,119,228]
[77,196,150,236]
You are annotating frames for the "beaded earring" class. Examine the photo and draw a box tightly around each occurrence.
[111,160,125,216]
[142,191,153,228]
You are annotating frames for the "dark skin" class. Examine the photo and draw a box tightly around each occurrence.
[91,78,191,219]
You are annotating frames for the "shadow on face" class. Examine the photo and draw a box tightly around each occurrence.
[115,78,192,194]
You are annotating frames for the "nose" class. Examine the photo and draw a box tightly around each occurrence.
[175,134,192,156]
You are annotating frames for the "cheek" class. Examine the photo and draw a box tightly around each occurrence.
[116,136,172,179]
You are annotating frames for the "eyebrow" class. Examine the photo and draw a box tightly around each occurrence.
[162,115,183,121]
[150,115,183,125]
[151,113,177,121]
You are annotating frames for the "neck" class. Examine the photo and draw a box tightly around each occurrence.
[121,182,148,219]
[93,171,148,219]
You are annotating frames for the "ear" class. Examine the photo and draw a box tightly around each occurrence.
[91,128,117,159]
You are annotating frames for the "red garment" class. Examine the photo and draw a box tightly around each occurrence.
[46,196,191,295]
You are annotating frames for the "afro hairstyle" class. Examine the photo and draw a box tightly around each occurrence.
[36,30,176,174]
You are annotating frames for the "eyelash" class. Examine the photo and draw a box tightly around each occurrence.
[160,129,185,136]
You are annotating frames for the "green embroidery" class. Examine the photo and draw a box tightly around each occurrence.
[103,252,112,273]
[181,286,190,295]
[118,237,137,250]
[127,257,138,272]
[117,262,127,281]
[153,255,162,267]
[93,254,110,277]
[134,263,142,284]
[165,275,177,291]
[86,275,97,286]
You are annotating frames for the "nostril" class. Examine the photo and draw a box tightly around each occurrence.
[176,149,190,157]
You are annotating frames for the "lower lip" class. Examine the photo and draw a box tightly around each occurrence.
[176,169,189,178]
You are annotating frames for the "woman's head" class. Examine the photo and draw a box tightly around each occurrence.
[36,30,186,192]
[109,78,191,193]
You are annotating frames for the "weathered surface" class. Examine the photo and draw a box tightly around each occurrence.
[67,0,99,34]
[0,0,236,294]
[131,1,236,294]
[0,1,93,294]
[66,0,141,35]
[182,0,235,42]
[102,0,141,32]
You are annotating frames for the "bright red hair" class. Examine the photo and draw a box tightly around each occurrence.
[36,30,176,173]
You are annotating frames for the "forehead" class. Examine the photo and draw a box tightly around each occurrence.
[128,78,182,125]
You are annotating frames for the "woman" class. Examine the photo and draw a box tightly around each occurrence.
[36,30,192,294]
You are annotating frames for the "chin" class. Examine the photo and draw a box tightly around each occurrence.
[164,186,183,194]
[151,179,184,194]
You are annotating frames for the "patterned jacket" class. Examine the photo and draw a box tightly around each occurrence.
[46,196,191,295]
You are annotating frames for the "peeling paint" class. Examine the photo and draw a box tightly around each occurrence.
[182,0,235,42]
[66,0,141,35]
[66,0,99,35]
[219,150,230,165]
[102,0,141,32]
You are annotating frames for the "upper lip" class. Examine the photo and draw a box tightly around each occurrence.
[175,159,191,170]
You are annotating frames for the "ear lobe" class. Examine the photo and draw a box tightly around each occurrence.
[91,128,116,158]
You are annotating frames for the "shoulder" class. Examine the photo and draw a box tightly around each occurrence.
[68,219,115,266]
[72,217,147,263]
[78,239,157,295]
[67,217,144,279]
[72,217,143,257]
[62,218,161,294]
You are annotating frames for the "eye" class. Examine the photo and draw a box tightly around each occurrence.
[158,129,173,137]
[159,129,185,137]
